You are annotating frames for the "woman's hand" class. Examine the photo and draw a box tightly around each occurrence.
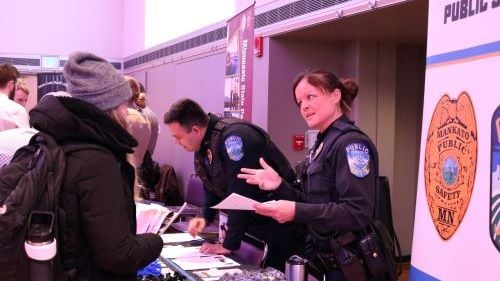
[237,158,282,191]
[200,242,232,255]
[254,200,296,223]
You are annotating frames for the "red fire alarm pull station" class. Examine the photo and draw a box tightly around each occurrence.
[293,135,305,150]
[254,36,263,57]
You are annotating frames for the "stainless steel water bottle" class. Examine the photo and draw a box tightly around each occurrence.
[285,255,308,281]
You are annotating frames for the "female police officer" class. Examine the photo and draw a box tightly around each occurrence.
[238,69,382,281]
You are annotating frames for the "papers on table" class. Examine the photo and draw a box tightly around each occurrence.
[192,268,243,281]
[161,244,239,270]
[171,255,240,270]
[161,245,205,259]
[136,202,172,234]
[161,232,202,244]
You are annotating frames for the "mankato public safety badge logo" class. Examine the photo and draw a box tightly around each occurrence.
[345,143,370,178]
[424,92,477,240]
[490,105,500,251]
[225,135,244,161]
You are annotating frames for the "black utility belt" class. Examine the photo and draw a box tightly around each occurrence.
[313,246,366,281]
[311,228,393,281]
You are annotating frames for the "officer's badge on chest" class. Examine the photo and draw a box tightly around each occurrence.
[345,143,370,178]
[225,135,244,161]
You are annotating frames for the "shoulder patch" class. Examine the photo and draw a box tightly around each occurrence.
[345,143,370,178]
[224,135,244,161]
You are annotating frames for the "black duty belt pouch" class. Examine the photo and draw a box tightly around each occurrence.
[358,228,388,278]
[369,220,399,281]
[329,237,366,281]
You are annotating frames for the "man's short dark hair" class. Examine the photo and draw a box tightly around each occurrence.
[0,64,20,88]
[164,98,209,129]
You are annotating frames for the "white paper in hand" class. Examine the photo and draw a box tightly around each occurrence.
[135,202,172,234]
[210,193,260,210]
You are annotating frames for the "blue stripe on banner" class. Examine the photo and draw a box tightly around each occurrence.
[427,41,500,66]
[409,265,441,281]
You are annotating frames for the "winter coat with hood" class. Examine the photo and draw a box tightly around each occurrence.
[29,95,163,281]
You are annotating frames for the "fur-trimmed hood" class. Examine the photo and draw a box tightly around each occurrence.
[29,95,137,156]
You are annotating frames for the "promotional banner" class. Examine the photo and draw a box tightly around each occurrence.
[37,73,67,101]
[224,3,254,121]
[411,1,500,280]
[492,106,500,251]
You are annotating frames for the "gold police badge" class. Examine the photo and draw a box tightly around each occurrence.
[424,92,477,240]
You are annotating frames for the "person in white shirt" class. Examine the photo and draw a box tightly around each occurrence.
[10,78,29,107]
[0,64,29,131]
[0,92,70,167]
[0,127,38,167]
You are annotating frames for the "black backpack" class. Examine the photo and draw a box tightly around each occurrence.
[0,132,66,281]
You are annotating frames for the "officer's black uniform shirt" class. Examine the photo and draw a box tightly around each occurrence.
[273,115,378,239]
[195,114,294,250]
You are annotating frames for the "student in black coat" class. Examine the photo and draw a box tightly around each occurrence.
[29,52,163,281]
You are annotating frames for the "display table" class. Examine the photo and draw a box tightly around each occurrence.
[158,255,285,281]
[150,233,283,281]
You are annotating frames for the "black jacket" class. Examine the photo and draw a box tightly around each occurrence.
[274,115,379,251]
[30,96,163,281]
[194,114,305,271]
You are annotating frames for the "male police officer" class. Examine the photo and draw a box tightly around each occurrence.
[164,99,305,270]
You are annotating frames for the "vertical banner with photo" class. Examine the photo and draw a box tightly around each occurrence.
[37,73,67,101]
[224,3,254,121]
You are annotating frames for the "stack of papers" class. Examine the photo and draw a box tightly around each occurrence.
[136,202,172,234]
[161,245,204,259]
[160,232,202,244]
[193,268,242,281]
[171,255,240,270]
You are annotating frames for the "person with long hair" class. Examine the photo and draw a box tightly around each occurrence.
[28,52,162,280]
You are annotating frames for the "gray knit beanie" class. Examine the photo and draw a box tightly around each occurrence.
[63,51,131,111]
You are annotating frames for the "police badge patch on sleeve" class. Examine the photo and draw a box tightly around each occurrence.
[345,143,370,178]
[225,135,244,161]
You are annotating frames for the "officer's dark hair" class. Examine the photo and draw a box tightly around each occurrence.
[0,64,20,88]
[164,98,209,130]
[292,68,358,113]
